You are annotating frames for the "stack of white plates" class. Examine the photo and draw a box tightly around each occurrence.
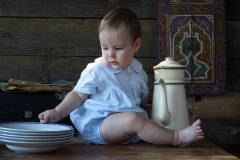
[0,122,74,153]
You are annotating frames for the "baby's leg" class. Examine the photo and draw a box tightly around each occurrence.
[100,112,204,146]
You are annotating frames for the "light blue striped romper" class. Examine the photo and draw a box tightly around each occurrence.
[70,57,149,144]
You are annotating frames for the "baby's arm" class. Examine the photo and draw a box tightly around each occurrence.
[39,90,89,123]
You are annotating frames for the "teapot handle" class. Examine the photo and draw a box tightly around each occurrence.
[159,79,170,126]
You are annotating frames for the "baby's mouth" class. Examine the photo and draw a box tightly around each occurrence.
[109,61,118,65]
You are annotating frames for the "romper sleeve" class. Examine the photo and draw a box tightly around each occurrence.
[74,66,100,94]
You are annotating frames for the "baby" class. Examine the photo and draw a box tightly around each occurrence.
[39,7,204,147]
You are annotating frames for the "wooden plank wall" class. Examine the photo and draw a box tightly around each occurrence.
[225,0,240,92]
[0,0,239,91]
[0,0,239,156]
[0,0,157,90]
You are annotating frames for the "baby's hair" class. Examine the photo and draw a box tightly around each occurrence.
[99,7,141,45]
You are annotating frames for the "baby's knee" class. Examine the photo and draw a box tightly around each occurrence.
[126,112,148,125]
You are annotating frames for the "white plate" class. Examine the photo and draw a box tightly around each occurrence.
[0,129,74,136]
[0,135,73,142]
[0,122,74,133]
[1,137,73,153]
[0,131,73,138]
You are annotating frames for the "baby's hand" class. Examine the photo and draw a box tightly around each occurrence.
[38,109,61,123]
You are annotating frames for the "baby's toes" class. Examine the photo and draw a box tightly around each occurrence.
[197,132,204,136]
[197,132,204,139]
[194,126,201,131]
[192,119,201,127]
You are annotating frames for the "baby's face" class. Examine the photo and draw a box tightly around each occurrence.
[99,27,141,70]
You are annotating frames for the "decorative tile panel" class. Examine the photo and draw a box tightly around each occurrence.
[156,0,226,95]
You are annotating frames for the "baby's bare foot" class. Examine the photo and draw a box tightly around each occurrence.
[174,119,204,147]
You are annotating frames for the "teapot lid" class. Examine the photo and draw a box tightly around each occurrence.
[153,57,186,69]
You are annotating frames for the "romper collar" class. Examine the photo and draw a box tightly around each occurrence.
[129,58,142,73]
[95,57,142,74]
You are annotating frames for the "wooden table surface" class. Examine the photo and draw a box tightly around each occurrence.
[0,135,239,160]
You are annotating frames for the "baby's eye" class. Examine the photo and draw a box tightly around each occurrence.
[102,47,108,50]
[116,47,122,50]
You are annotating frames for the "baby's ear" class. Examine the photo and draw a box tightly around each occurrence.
[134,38,141,53]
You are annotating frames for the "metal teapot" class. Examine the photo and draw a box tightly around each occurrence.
[151,57,189,130]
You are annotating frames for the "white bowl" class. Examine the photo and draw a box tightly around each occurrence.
[0,122,74,133]
[1,137,73,153]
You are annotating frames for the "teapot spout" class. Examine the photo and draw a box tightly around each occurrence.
[159,79,170,126]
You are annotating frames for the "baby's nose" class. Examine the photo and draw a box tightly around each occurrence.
[109,50,116,58]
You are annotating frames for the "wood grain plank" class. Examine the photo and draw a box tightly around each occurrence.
[226,59,240,92]
[0,56,238,92]
[186,92,240,120]
[0,56,155,90]
[200,119,240,145]
[226,21,240,58]
[197,146,239,160]
[0,18,156,58]
[1,136,237,160]
[225,0,240,21]
[0,0,156,19]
